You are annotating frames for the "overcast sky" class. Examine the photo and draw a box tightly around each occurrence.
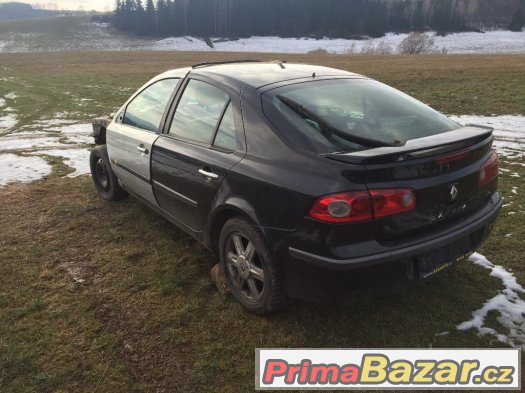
[0,1,114,11]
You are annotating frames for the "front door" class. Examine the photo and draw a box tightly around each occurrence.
[152,78,245,231]
[107,78,180,205]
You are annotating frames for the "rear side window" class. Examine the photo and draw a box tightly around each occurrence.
[123,78,179,132]
[262,79,459,154]
[169,79,230,145]
[213,103,237,151]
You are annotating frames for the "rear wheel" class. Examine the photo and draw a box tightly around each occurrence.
[219,218,287,315]
[90,145,127,201]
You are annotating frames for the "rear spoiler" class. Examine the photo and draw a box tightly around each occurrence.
[322,125,494,165]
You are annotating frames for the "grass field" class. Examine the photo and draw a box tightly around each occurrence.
[0,52,524,392]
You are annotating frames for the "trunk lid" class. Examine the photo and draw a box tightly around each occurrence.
[326,126,496,244]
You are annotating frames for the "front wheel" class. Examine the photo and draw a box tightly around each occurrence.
[90,145,127,201]
[219,218,287,315]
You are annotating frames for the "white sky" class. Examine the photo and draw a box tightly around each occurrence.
[0,1,114,11]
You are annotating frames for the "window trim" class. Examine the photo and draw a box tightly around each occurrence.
[211,101,237,153]
[163,77,237,153]
[121,77,181,134]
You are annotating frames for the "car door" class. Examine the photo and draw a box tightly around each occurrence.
[151,78,245,232]
[107,78,181,206]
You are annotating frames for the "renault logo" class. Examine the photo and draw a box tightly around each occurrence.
[449,185,459,201]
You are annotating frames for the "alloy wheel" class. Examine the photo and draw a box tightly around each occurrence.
[225,233,265,302]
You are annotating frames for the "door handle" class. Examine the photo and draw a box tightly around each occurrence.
[198,169,219,180]
[137,145,149,155]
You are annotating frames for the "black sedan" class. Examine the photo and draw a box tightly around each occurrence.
[90,60,501,314]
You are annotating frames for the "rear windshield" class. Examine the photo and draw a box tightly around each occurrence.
[262,78,459,154]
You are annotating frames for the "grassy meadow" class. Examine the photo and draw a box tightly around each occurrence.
[0,52,524,392]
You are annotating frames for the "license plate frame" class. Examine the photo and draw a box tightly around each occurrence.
[417,237,474,279]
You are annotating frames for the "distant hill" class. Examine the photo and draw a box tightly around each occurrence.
[0,2,97,20]
[0,2,64,20]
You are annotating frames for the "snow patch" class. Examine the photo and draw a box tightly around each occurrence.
[0,136,67,151]
[448,115,525,161]
[0,113,17,130]
[0,153,52,187]
[2,25,525,54]
[0,98,5,107]
[5,92,17,100]
[152,31,525,54]
[457,253,525,348]
[30,149,90,178]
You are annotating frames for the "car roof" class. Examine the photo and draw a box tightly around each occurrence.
[158,62,364,90]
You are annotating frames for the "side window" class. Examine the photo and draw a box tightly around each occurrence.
[213,103,237,151]
[169,79,229,145]
[123,78,179,132]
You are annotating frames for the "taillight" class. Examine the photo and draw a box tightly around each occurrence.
[308,192,373,223]
[478,151,498,187]
[370,189,417,218]
[436,150,469,165]
[308,189,416,223]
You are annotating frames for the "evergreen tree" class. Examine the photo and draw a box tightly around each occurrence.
[144,0,157,35]
[110,0,523,40]
[509,8,524,31]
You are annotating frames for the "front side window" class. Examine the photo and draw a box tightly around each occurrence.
[262,79,459,154]
[169,79,230,145]
[123,78,179,132]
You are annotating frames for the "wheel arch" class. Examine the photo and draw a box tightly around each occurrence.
[94,126,106,145]
[207,201,259,255]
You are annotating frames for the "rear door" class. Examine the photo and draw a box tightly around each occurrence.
[107,78,181,205]
[151,77,245,232]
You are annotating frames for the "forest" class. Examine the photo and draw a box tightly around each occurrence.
[111,0,525,38]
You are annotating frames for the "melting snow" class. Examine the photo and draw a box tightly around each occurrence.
[0,98,5,107]
[2,23,525,54]
[0,136,67,151]
[0,109,93,184]
[4,92,17,100]
[0,113,17,130]
[152,30,525,54]
[0,153,52,187]
[457,253,525,348]
[30,149,91,178]
[448,115,525,161]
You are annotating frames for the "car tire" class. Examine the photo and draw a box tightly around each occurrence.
[219,217,287,315]
[90,145,127,201]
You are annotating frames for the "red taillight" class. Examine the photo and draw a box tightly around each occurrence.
[308,189,416,223]
[369,189,417,218]
[436,150,469,165]
[308,191,373,223]
[478,151,498,187]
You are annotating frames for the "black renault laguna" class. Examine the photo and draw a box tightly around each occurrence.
[91,61,501,314]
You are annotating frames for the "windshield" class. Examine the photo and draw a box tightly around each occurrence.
[262,79,460,154]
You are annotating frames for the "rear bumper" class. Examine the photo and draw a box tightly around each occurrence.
[283,192,502,302]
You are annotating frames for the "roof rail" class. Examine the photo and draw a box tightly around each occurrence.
[191,59,287,69]
[191,60,262,69]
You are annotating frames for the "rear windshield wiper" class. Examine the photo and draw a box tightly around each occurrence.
[276,95,392,148]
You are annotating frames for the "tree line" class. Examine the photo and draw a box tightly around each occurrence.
[111,0,525,39]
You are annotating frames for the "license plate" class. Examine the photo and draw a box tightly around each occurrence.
[417,238,474,279]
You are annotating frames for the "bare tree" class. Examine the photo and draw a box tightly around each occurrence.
[360,40,376,54]
[398,32,436,54]
[376,41,393,55]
